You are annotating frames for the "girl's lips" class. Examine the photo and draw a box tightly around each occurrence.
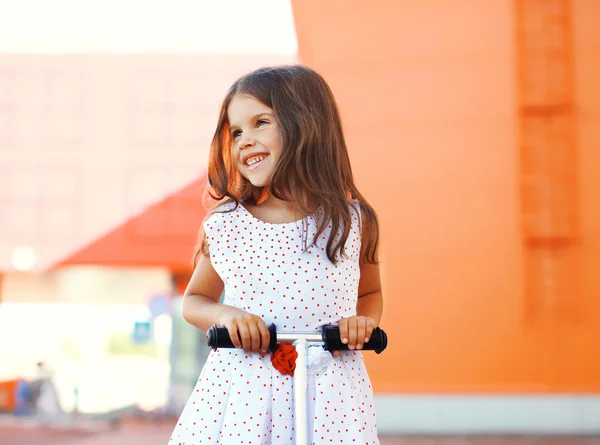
[244,153,269,170]
[242,152,268,164]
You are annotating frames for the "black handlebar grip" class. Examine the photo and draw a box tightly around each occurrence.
[322,326,388,354]
[206,324,278,351]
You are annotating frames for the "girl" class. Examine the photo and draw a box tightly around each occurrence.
[169,65,383,444]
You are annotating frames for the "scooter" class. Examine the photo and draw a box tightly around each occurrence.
[207,324,388,445]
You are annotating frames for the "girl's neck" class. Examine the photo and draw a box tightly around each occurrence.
[242,190,318,224]
[259,190,316,213]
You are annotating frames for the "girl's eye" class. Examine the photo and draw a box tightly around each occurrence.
[257,120,268,127]
[232,130,242,138]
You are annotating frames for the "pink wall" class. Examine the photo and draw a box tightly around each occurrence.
[0,54,295,271]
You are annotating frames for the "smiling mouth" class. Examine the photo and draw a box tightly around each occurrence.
[245,154,268,170]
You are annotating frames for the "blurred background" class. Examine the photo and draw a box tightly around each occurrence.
[0,0,599,444]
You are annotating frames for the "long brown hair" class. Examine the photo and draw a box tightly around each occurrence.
[197,65,379,265]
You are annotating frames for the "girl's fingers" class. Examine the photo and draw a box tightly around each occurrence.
[338,318,349,345]
[226,322,243,349]
[335,316,378,352]
[257,322,271,352]
[222,314,272,353]
[237,323,252,353]
[364,318,376,344]
[247,322,261,353]
[331,318,350,356]
[347,316,358,350]
[355,317,367,350]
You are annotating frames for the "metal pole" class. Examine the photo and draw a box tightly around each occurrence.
[293,338,308,445]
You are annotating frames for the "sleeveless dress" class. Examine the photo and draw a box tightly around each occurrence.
[169,201,379,445]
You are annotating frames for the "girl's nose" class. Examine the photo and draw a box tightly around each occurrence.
[238,133,255,149]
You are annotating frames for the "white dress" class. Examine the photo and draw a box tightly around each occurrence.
[169,201,379,445]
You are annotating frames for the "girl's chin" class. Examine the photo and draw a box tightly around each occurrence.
[242,173,272,188]
[249,179,270,188]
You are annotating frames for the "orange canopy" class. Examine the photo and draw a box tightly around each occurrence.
[56,175,209,273]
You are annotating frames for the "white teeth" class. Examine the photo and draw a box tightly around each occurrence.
[246,155,266,166]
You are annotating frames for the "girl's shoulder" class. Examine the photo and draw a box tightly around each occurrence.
[202,201,244,251]
[203,200,240,227]
[348,198,360,212]
[208,200,238,216]
[347,198,362,221]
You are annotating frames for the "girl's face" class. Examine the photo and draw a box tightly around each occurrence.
[227,94,282,188]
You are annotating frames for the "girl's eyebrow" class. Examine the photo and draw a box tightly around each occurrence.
[251,112,274,120]
[230,112,274,127]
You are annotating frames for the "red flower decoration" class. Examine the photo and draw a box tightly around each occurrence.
[270,342,298,376]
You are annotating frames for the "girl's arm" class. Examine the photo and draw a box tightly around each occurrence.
[356,259,383,325]
[337,209,383,353]
[182,251,271,353]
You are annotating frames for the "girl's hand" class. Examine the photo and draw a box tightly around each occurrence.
[218,309,271,354]
[333,316,378,357]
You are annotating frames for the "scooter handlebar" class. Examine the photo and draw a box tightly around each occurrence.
[206,325,388,354]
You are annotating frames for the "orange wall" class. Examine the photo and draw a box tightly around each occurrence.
[293,0,600,393]
[558,0,600,391]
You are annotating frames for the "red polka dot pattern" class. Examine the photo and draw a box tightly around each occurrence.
[168,201,379,444]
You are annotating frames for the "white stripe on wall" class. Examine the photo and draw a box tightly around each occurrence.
[375,395,600,435]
